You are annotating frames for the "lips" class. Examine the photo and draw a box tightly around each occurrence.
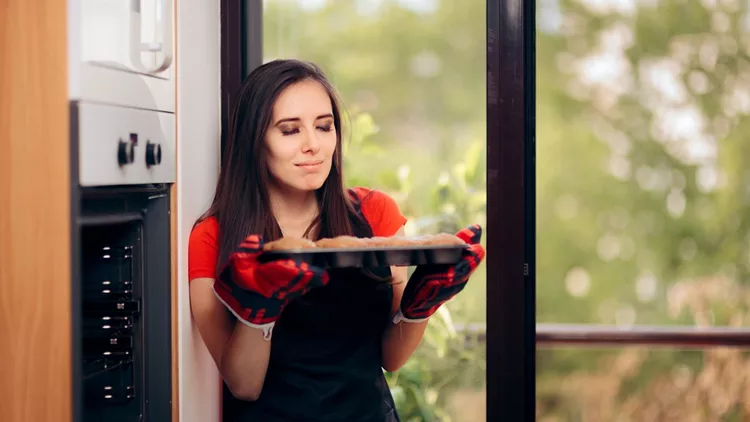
[295,161,324,169]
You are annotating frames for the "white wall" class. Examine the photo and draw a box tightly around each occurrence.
[176,0,222,421]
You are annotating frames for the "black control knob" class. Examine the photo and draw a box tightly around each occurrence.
[117,139,135,166]
[146,141,162,167]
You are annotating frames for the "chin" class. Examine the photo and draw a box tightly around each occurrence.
[297,167,332,191]
[284,176,326,193]
[302,179,327,191]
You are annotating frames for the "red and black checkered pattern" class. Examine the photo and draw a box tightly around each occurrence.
[212,234,329,338]
[394,224,486,323]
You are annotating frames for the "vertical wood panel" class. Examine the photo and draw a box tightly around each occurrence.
[0,1,72,422]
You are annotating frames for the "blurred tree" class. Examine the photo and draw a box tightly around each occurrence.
[265,3,488,420]
[264,0,488,323]
[537,0,750,326]
[264,0,750,420]
[536,0,750,418]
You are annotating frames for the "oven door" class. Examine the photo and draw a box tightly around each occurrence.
[73,185,172,422]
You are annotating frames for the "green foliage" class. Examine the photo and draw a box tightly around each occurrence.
[265,0,750,419]
[385,307,486,422]
[264,1,487,420]
[535,0,750,419]
[345,110,487,421]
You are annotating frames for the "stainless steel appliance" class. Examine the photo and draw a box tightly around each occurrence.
[69,97,175,422]
[68,0,176,419]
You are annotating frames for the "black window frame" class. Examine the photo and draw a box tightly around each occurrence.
[220,1,537,420]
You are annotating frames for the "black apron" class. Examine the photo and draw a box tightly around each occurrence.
[223,196,400,421]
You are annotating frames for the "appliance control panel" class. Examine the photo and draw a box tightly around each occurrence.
[76,102,175,186]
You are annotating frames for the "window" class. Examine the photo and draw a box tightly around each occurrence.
[223,1,532,420]
[226,1,490,420]
[538,0,750,419]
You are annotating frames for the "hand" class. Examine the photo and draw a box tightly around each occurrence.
[393,224,486,324]
[212,234,329,339]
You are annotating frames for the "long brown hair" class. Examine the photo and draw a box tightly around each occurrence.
[198,59,366,273]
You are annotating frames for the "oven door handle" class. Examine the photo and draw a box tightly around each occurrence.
[129,0,173,74]
[78,212,143,227]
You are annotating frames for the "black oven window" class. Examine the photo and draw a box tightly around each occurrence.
[80,222,143,422]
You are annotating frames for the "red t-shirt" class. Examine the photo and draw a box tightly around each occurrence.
[188,187,407,281]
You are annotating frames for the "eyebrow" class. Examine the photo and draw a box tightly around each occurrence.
[274,114,334,126]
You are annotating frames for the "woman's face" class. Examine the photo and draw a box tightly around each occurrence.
[264,80,337,194]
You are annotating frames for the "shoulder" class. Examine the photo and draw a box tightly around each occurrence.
[348,187,407,237]
[190,216,219,244]
[188,216,220,280]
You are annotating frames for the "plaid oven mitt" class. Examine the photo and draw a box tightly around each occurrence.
[393,224,486,324]
[213,234,329,340]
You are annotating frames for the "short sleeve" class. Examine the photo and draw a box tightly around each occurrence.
[188,217,220,281]
[350,187,407,237]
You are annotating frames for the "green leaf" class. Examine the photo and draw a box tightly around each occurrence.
[462,140,483,183]
[351,112,379,145]
[377,170,402,190]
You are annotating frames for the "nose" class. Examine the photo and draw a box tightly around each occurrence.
[301,128,321,154]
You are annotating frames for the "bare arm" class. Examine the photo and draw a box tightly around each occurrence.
[381,227,429,372]
[189,277,271,401]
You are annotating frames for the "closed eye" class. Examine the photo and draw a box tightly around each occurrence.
[280,125,333,136]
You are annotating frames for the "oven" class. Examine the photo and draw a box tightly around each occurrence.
[70,98,174,422]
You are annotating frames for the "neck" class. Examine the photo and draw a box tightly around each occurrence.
[267,183,319,237]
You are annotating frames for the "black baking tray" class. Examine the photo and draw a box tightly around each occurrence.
[259,244,467,268]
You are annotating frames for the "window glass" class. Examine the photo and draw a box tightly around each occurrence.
[538,0,750,326]
[538,0,750,419]
[538,347,750,421]
[263,1,487,420]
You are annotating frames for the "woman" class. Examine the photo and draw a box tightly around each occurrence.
[188,59,485,421]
